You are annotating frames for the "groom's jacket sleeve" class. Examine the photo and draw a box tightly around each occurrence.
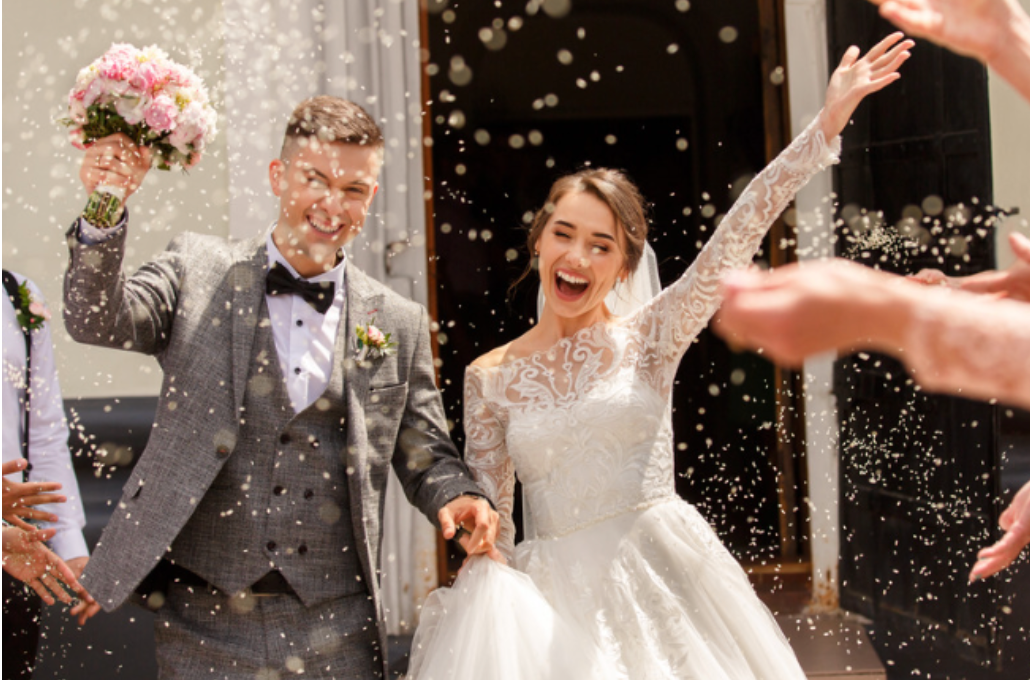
[390,306,490,525]
[64,220,185,358]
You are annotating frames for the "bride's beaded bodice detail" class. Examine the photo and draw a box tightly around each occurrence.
[465,115,840,560]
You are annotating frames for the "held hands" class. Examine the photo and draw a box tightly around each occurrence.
[79,133,153,204]
[438,495,504,564]
[970,480,1030,581]
[2,458,64,531]
[2,526,95,612]
[821,32,914,140]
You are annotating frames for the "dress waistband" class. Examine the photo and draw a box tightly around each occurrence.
[530,494,678,542]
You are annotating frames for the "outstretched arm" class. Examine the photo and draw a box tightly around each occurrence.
[638,34,912,379]
[869,0,1030,101]
[715,259,1030,410]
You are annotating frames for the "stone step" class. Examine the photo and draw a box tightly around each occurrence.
[777,613,887,680]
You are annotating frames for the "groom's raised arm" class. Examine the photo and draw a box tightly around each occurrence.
[64,134,182,357]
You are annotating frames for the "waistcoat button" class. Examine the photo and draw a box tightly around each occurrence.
[273,485,285,496]
[298,544,308,555]
[216,445,231,458]
[303,489,314,499]
[266,541,277,551]
[279,433,291,444]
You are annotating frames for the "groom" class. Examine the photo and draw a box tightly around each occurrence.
[64,96,498,678]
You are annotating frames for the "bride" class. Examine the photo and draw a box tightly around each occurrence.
[409,33,913,680]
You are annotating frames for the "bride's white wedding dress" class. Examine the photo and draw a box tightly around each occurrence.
[408,114,840,680]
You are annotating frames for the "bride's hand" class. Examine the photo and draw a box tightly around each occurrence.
[821,32,915,140]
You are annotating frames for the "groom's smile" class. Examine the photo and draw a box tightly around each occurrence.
[269,138,380,278]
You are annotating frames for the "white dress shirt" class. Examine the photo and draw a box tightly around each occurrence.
[3,274,89,560]
[265,233,347,412]
[79,217,346,413]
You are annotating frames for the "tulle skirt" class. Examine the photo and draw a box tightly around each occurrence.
[408,498,807,680]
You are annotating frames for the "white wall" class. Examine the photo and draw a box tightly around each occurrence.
[2,0,230,398]
[991,0,1030,266]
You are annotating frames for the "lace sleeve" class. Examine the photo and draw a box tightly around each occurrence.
[904,290,1030,410]
[634,113,840,390]
[463,367,518,562]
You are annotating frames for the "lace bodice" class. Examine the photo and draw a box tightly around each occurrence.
[465,115,841,560]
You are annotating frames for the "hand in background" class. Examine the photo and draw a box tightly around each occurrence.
[868,0,1012,62]
[2,526,94,609]
[821,32,914,140]
[2,458,64,530]
[79,133,153,204]
[439,495,504,563]
[970,480,1030,581]
[911,232,1030,303]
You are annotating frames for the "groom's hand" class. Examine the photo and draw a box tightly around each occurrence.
[439,496,500,560]
[80,133,153,203]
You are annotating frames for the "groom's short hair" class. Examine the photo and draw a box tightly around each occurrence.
[281,96,384,166]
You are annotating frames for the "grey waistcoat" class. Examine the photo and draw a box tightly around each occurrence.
[167,304,365,607]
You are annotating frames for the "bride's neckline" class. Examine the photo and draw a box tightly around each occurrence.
[468,315,628,375]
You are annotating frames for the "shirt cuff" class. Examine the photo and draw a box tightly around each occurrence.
[77,210,128,245]
[49,529,90,562]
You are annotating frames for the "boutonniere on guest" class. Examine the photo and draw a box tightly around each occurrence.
[355,318,397,361]
[11,281,51,332]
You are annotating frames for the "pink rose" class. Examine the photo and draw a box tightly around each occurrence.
[115,96,148,126]
[100,51,136,81]
[168,103,211,153]
[366,325,386,346]
[28,302,51,321]
[144,94,178,133]
[129,60,163,93]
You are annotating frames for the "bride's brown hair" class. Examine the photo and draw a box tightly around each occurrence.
[511,168,649,296]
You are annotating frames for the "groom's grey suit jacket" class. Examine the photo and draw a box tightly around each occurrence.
[64,225,482,645]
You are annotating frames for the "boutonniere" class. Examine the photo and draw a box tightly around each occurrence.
[355,317,397,361]
[10,281,51,332]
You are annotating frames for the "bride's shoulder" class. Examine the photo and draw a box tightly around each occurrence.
[470,343,516,371]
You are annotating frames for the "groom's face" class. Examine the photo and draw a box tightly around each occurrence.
[269,138,380,278]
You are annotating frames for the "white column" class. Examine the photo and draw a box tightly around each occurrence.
[785,0,841,611]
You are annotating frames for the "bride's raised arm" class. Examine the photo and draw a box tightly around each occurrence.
[636,33,913,372]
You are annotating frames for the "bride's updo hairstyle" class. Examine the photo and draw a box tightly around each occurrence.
[513,168,649,294]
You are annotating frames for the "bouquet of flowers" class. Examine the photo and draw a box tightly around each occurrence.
[62,43,217,171]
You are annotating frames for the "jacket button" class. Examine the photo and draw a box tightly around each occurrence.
[303,489,314,500]
[216,445,231,458]
[298,544,308,555]
[279,433,291,445]
[266,541,277,551]
[273,485,285,496]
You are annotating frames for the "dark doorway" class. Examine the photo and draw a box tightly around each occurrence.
[828,1,1027,675]
[424,0,804,571]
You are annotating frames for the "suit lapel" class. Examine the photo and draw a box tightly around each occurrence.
[342,265,385,583]
[230,236,269,418]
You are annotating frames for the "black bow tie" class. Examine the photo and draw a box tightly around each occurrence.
[266,263,335,314]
